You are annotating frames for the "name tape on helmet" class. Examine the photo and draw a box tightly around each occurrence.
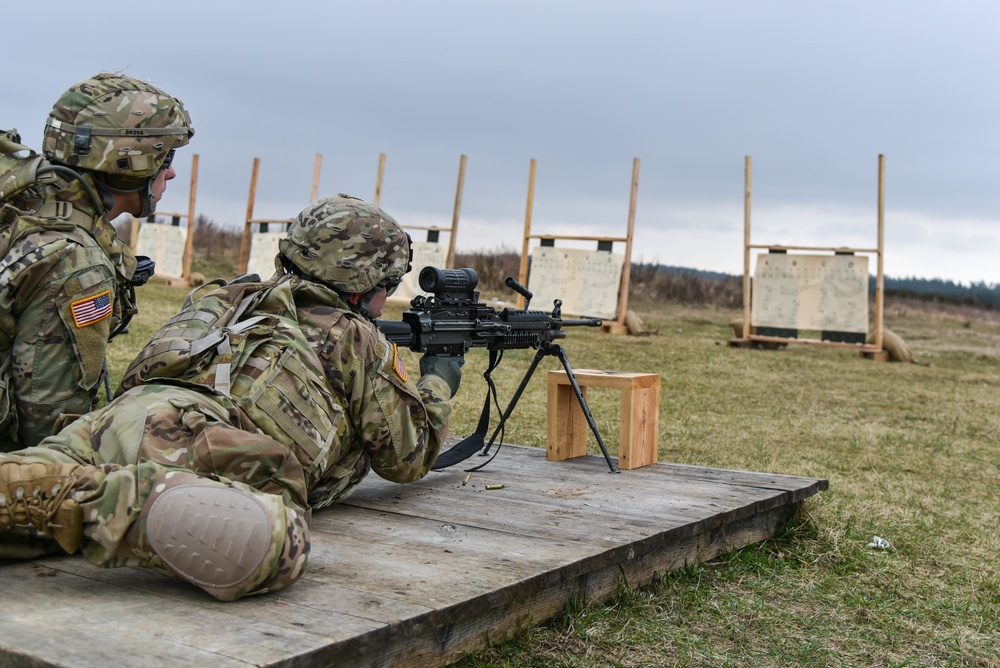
[47,119,191,137]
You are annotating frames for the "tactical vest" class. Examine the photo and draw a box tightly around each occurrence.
[119,275,347,482]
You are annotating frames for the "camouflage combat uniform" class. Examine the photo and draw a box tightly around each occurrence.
[0,178,137,450]
[1,73,193,451]
[3,274,452,600]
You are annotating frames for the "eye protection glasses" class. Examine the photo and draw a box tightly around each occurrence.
[384,278,403,296]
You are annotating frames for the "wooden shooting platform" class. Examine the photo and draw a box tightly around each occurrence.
[0,444,827,668]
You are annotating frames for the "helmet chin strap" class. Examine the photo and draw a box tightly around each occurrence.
[136,179,156,218]
[347,290,379,321]
[90,173,156,218]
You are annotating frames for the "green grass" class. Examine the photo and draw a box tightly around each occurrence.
[108,284,1000,667]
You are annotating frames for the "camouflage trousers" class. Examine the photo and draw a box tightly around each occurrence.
[1,384,312,601]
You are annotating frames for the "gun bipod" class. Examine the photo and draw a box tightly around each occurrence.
[477,342,619,474]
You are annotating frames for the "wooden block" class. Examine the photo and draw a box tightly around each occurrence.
[546,369,661,470]
[861,349,890,362]
[599,322,629,336]
[546,382,589,461]
[618,382,660,470]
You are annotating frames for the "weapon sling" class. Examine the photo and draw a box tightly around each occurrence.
[431,344,619,474]
[430,349,501,470]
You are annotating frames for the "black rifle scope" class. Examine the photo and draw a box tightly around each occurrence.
[418,266,478,294]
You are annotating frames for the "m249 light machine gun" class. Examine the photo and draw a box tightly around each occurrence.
[376,266,619,473]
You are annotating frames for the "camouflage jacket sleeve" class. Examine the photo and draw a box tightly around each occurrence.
[314,308,452,484]
[1,225,120,449]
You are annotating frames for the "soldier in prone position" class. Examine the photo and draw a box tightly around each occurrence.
[0,73,194,451]
[0,195,464,601]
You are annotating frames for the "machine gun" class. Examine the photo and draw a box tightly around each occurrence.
[376,266,619,473]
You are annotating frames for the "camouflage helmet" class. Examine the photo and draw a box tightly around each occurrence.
[42,72,194,186]
[279,193,411,295]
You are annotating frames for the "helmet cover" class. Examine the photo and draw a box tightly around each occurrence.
[42,72,194,184]
[279,193,411,294]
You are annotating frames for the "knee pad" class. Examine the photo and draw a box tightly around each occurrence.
[145,482,274,597]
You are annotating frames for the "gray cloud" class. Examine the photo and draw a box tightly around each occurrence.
[8,1,999,284]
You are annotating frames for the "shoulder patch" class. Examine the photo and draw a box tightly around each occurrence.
[70,289,113,328]
[392,343,407,382]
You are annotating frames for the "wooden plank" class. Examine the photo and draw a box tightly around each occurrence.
[0,445,826,668]
[478,442,825,494]
[342,477,761,544]
[748,244,881,253]
[550,369,661,390]
[20,553,432,630]
[431,443,825,498]
[0,562,356,668]
[299,495,803,667]
[304,508,594,605]
[525,233,630,242]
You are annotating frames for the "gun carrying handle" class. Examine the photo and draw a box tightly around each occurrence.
[504,277,532,307]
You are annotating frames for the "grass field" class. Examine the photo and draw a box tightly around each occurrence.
[108,281,1000,667]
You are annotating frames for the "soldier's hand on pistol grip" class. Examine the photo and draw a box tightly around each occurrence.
[419,354,464,398]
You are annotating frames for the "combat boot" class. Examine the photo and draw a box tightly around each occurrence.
[0,460,83,554]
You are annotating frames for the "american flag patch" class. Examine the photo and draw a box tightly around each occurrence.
[392,343,407,381]
[70,290,113,328]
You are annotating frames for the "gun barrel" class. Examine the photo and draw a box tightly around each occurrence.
[558,317,603,328]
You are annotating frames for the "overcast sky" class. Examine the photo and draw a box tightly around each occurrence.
[9,1,1000,285]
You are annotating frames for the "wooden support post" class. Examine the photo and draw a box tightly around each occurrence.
[311,153,323,203]
[875,153,885,353]
[517,158,536,309]
[182,153,199,281]
[239,157,260,274]
[600,158,640,336]
[128,217,140,253]
[742,155,752,341]
[616,158,639,331]
[374,152,386,206]
[448,154,467,269]
[546,369,661,470]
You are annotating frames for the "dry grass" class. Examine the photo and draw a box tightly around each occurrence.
[446,298,1000,668]
[105,272,1000,668]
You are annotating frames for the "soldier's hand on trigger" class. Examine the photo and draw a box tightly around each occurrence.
[419,354,464,398]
